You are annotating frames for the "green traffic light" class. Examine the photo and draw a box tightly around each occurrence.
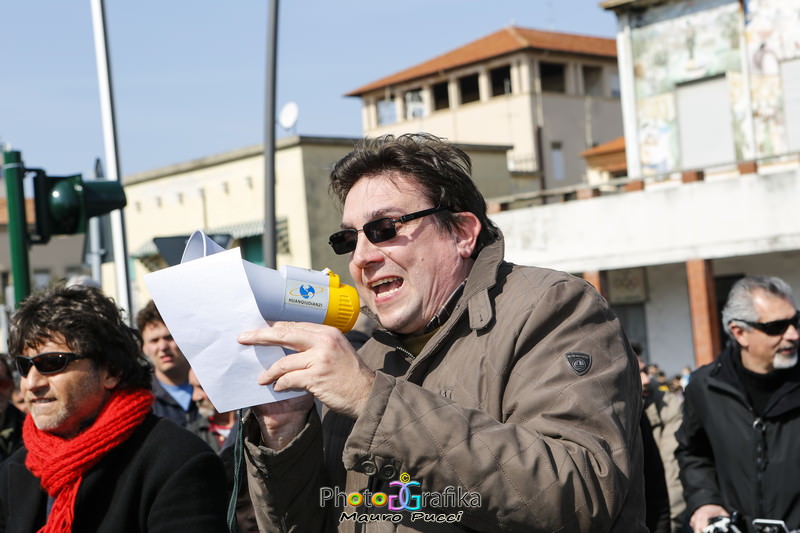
[31,170,126,244]
[49,176,84,234]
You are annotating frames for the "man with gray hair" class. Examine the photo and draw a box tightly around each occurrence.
[676,275,800,533]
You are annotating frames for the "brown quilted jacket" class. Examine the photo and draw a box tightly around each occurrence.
[245,237,647,532]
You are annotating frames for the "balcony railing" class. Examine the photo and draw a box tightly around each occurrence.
[489,152,800,213]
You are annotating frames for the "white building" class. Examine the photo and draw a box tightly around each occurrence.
[490,0,800,374]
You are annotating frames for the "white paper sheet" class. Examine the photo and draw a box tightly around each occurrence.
[144,233,305,412]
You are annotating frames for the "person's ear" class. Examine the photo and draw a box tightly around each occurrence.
[452,212,481,259]
[730,322,748,349]
[102,368,122,391]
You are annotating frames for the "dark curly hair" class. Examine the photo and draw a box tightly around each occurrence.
[329,133,501,255]
[8,284,152,389]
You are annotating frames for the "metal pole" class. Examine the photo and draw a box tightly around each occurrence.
[88,216,103,282]
[90,0,133,318]
[262,0,279,269]
[88,159,104,282]
[3,150,32,307]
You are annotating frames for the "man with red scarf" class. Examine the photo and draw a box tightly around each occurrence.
[0,285,229,533]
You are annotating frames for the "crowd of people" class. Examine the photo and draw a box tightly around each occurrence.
[0,133,797,533]
[641,361,692,398]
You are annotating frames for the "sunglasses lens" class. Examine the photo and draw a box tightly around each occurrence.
[36,354,68,374]
[761,323,785,336]
[15,358,32,377]
[759,315,800,336]
[364,218,397,244]
[329,230,357,255]
[15,353,70,377]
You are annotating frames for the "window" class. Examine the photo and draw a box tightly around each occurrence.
[677,77,735,169]
[540,62,566,93]
[404,88,425,120]
[610,73,621,98]
[377,97,396,125]
[240,218,290,266]
[550,142,566,181]
[240,237,264,266]
[582,65,604,97]
[782,58,800,152]
[276,217,290,255]
[459,73,480,104]
[432,81,449,111]
[490,65,512,96]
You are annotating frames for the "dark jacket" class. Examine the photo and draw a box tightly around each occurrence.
[642,413,671,533]
[0,414,229,533]
[245,237,647,532]
[676,343,800,532]
[0,406,23,462]
[151,377,199,428]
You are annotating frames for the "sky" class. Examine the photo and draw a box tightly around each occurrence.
[0,1,618,180]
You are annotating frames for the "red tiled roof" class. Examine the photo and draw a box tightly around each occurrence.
[347,25,617,96]
[581,136,626,157]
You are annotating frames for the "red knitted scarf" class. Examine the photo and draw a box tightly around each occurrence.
[23,388,154,533]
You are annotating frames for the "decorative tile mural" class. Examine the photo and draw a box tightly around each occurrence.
[629,0,800,175]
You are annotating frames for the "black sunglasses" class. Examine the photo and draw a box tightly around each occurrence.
[328,206,449,255]
[15,352,87,378]
[735,311,800,336]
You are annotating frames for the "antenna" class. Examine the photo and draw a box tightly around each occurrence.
[278,101,299,134]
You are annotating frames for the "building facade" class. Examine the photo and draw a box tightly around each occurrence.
[489,0,800,374]
[122,136,512,314]
[347,26,624,190]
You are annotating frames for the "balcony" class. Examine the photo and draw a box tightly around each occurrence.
[490,154,800,273]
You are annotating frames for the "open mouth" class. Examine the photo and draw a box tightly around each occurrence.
[370,276,403,297]
[29,398,54,406]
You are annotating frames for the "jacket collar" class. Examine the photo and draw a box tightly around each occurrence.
[460,235,505,332]
[709,342,800,417]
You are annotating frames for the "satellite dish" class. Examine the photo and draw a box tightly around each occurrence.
[278,101,299,132]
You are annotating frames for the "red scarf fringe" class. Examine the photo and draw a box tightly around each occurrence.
[23,388,154,533]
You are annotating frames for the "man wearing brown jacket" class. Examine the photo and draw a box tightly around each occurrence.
[239,133,647,532]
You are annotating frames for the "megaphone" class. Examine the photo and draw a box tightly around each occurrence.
[180,230,359,333]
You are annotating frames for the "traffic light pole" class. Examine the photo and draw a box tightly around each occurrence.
[3,150,32,307]
[91,0,132,319]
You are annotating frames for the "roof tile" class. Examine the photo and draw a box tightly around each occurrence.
[347,25,617,96]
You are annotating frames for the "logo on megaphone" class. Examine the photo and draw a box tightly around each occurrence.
[291,284,325,300]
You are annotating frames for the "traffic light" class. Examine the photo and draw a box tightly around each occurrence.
[30,169,127,244]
